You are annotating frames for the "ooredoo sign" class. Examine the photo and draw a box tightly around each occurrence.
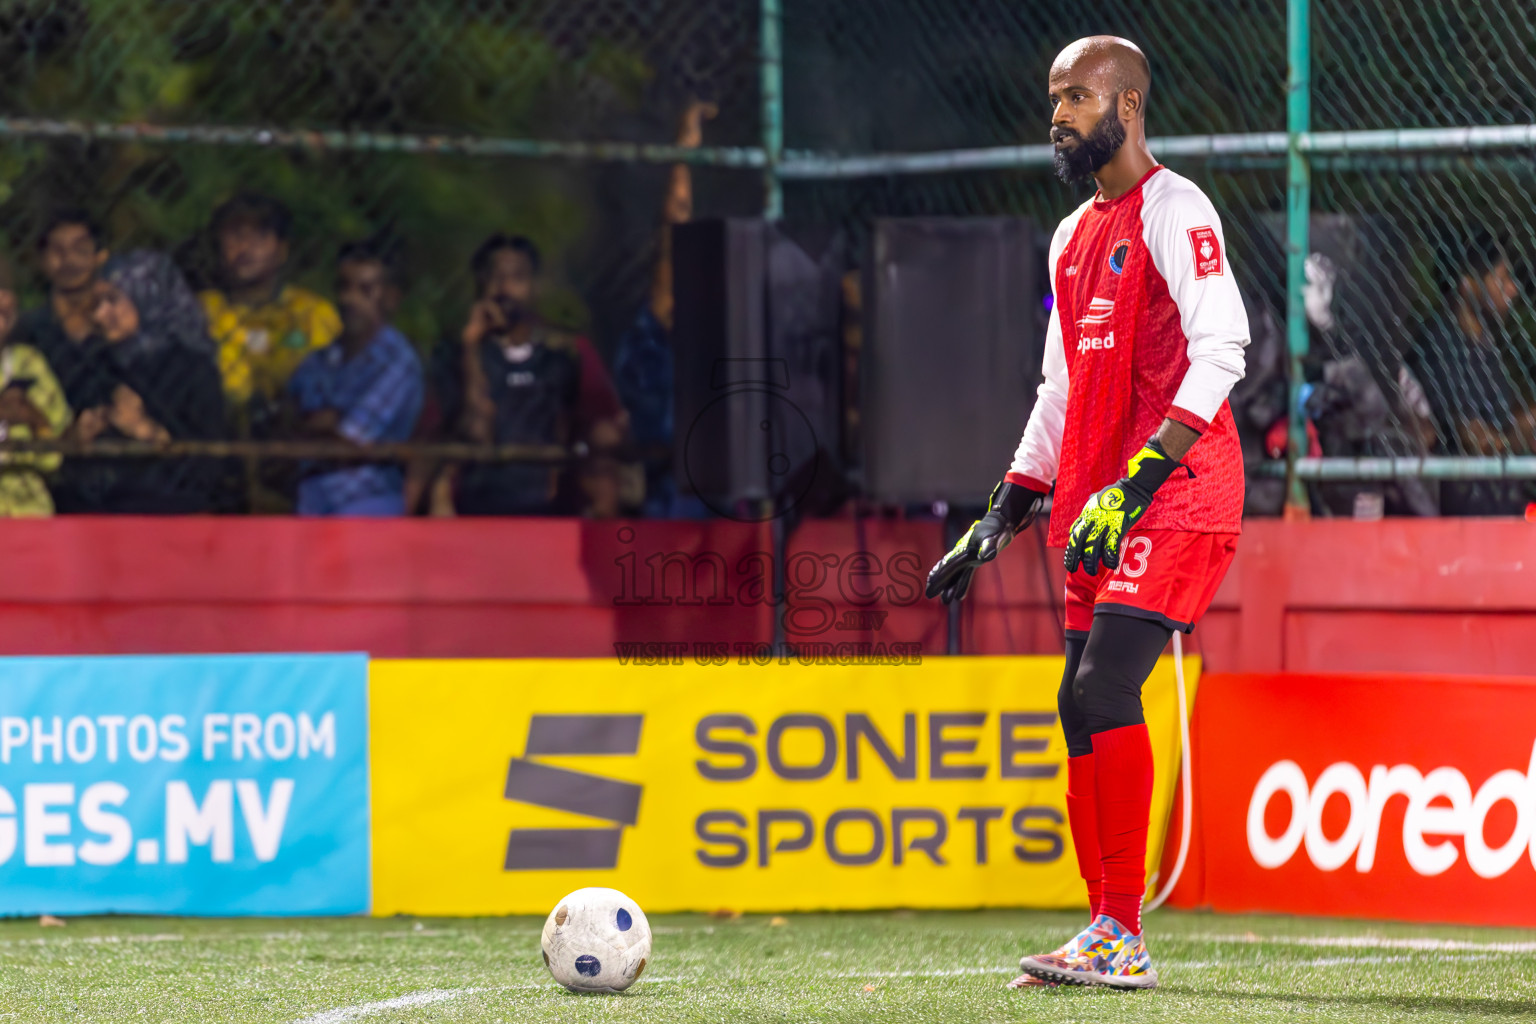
[1188,672,1536,926]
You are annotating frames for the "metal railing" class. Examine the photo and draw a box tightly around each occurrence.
[1,0,1530,500]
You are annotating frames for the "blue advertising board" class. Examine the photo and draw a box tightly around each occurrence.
[0,654,368,915]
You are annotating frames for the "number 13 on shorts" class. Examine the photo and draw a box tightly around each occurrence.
[1111,535,1153,579]
[1063,529,1239,635]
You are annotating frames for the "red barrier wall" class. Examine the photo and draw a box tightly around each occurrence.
[0,517,1533,673]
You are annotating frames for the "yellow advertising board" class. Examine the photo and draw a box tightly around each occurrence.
[370,656,1197,915]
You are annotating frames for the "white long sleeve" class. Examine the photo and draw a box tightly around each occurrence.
[1008,302,1068,488]
[1140,172,1250,427]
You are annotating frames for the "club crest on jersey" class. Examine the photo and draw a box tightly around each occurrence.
[1107,238,1131,275]
[1188,225,1223,279]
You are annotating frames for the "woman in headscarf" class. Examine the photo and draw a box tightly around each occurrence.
[55,249,226,513]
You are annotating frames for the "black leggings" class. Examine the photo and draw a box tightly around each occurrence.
[1057,615,1174,757]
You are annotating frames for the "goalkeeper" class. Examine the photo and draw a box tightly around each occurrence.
[926,35,1248,991]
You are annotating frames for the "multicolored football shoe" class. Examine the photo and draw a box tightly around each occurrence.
[1005,918,1100,989]
[1016,914,1158,990]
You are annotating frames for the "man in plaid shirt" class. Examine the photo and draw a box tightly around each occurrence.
[286,240,423,516]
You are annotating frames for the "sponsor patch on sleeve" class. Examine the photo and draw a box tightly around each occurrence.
[1187,225,1223,279]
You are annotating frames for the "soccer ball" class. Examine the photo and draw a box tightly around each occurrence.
[540,887,652,993]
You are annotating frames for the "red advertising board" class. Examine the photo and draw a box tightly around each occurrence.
[1187,672,1536,927]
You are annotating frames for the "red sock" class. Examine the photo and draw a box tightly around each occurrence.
[1065,753,1103,920]
[1091,723,1155,935]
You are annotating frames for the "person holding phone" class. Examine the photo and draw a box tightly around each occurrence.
[0,252,72,516]
[416,234,627,517]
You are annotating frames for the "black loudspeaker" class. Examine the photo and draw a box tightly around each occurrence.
[672,219,845,520]
[863,218,1041,505]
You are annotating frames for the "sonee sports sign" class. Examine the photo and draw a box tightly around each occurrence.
[503,715,643,871]
[690,711,1065,870]
[369,657,1194,915]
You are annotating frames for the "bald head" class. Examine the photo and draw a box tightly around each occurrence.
[1046,36,1156,187]
[1050,36,1151,118]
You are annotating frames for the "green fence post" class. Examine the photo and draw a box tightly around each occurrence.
[761,0,784,219]
[1285,0,1311,512]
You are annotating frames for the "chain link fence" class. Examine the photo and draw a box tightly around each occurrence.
[0,0,765,339]
[0,0,769,513]
[1300,0,1536,513]
[780,0,1288,284]
[801,0,1536,514]
[779,0,1296,511]
[0,0,1528,514]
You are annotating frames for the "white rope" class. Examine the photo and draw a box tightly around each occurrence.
[1145,631,1192,913]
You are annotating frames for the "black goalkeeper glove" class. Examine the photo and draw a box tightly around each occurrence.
[925,480,1047,604]
[1063,437,1190,576]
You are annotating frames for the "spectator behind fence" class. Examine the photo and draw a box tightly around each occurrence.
[1300,251,1437,518]
[55,250,226,514]
[427,234,627,516]
[284,240,422,516]
[200,193,342,512]
[1408,230,1529,515]
[613,99,715,517]
[0,252,72,515]
[16,209,108,405]
[1226,290,1289,516]
[201,193,341,413]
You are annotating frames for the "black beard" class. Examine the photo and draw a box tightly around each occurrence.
[1052,109,1128,186]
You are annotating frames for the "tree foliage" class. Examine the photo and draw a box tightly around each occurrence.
[0,0,745,344]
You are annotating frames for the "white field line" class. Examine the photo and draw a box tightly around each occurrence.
[651,927,715,935]
[376,930,458,938]
[645,966,1029,983]
[291,988,479,1024]
[832,950,1504,981]
[0,933,185,947]
[1175,953,1496,970]
[835,965,1013,979]
[1,928,479,949]
[1,930,308,947]
[1191,933,1536,954]
[641,968,1014,984]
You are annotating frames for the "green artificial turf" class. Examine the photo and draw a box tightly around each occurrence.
[1,909,1534,1023]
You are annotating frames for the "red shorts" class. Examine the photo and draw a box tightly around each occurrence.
[1064,529,1238,636]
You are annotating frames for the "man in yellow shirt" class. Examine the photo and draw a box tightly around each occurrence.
[0,253,71,516]
[200,194,341,511]
[200,193,341,412]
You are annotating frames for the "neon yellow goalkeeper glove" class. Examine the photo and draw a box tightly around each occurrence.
[1063,438,1189,576]
[926,480,1047,604]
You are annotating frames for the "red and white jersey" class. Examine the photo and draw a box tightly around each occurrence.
[1007,165,1249,545]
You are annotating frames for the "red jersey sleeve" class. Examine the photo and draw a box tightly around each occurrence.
[573,335,625,434]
